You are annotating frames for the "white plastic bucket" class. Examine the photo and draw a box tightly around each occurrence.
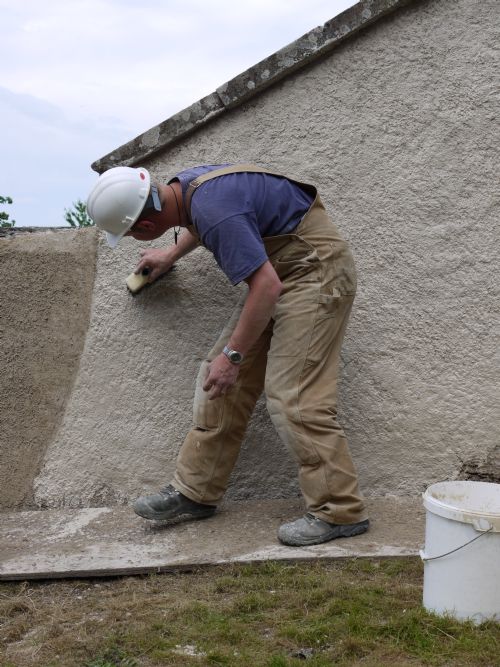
[421,481,500,623]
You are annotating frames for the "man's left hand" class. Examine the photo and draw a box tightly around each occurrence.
[203,353,240,400]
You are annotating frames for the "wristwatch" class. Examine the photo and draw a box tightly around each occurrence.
[222,345,244,365]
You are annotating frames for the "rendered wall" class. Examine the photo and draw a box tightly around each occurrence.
[32,236,294,508]
[0,229,98,510]
[31,0,499,508]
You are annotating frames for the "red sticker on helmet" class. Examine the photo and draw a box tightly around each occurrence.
[140,172,145,180]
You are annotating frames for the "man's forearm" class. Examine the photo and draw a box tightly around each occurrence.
[135,228,200,279]
[228,261,283,357]
[170,228,200,261]
[203,261,282,400]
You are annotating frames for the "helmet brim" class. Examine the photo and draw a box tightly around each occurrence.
[106,230,126,249]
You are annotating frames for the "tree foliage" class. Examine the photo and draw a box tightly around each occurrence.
[64,199,94,227]
[0,195,16,228]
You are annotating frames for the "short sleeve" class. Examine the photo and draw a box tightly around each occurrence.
[190,176,269,285]
[202,215,269,285]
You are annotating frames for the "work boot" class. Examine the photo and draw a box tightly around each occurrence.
[278,513,369,546]
[132,484,216,522]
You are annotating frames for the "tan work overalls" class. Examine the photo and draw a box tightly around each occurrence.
[172,165,367,525]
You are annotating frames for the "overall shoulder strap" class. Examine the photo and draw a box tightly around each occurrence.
[185,164,284,224]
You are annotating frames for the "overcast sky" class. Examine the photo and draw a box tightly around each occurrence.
[1,0,357,227]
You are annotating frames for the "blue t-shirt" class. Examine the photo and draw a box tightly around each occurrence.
[171,165,314,285]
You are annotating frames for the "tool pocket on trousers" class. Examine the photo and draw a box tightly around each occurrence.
[331,245,357,295]
[193,361,224,430]
[316,292,341,319]
[304,294,346,366]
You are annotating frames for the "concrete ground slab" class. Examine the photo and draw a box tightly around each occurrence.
[0,497,423,581]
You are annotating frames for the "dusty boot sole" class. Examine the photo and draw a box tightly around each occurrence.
[278,519,370,547]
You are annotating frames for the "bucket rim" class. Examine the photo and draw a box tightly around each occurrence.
[423,481,500,532]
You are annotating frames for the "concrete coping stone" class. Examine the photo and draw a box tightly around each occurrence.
[91,0,417,173]
[0,227,76,238]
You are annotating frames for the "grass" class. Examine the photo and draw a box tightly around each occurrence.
[1,559,499,666]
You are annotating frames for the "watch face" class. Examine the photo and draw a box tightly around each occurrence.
[228,350,243,364]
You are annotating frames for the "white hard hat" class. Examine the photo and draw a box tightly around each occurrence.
[87,166,154,248]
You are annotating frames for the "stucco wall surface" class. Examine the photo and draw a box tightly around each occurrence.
[0,229,98,510]
[32,0,499,508]
[33,237,298,508]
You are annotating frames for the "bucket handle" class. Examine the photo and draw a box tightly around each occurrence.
[420,526,493,562]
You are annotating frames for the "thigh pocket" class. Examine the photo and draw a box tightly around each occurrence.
[317,291,341,318]
[331,245,357,296]
[304,294,352,366]
[193,361,224,430]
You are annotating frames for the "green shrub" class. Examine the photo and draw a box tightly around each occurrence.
[64,199,94,227]
[0,195,15,228]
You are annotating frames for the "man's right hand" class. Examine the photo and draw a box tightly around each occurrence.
[135,248,174,283]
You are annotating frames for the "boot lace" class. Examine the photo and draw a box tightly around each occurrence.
[159,484,177,496]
